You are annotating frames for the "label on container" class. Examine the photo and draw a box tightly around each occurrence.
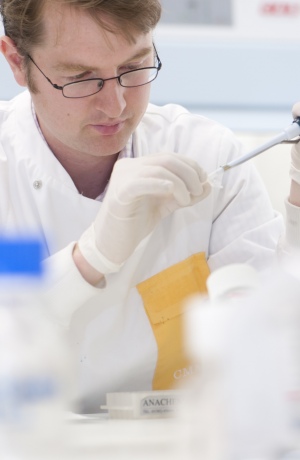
[140,393,180,416]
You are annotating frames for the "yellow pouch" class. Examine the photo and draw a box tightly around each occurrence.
[137,252,210,390]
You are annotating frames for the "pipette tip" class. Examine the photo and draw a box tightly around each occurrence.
[208,166,225,179]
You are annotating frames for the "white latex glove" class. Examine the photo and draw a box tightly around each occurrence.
[78,153,211,274]
[290,102,300,184]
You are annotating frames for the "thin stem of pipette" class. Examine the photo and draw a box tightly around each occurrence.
[208,117,300,180]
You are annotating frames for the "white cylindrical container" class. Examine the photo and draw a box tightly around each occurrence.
[0,238,71,459]
[206,263,260,302]
[183,263,300,460]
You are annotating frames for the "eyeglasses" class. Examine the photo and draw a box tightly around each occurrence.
[27,44,162,99]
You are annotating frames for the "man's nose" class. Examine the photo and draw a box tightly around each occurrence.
[94,78,126,117]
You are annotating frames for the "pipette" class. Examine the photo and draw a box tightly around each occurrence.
[208,117,300,179]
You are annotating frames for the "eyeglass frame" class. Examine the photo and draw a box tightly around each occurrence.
[26,43,162,99]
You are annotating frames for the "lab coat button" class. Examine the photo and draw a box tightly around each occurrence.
[33,180,43,190]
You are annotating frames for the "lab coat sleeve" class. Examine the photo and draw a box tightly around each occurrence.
[206,133,285,272]
[42,242,101,329]
[282,198,300,250]
[275,199,300,275]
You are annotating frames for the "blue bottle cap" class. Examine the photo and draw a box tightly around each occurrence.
[0,238,43,277]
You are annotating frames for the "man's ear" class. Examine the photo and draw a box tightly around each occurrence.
[0,36,27,87]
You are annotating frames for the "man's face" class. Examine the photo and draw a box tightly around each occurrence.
[25,4,153,159]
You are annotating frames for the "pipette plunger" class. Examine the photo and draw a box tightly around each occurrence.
[208,117,300,180]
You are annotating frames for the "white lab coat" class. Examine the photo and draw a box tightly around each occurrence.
[0,91,284,412]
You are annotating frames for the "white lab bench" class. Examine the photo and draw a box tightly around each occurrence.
[67,414,183,460]
[29,413,186,460]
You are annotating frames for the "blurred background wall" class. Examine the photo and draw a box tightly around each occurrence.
[1,0,300,215]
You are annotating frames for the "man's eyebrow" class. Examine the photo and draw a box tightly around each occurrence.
[52,46,153,73]
[123,46,153,63]
[52,62,96,72]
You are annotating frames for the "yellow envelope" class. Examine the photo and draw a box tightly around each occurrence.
[137,252,210,389]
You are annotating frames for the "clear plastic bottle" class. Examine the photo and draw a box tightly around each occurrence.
[0,237,71,460]
[183,263,300,460]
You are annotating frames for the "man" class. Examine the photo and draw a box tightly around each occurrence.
[0,0,288,412]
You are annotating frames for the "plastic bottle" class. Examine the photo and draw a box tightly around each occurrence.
[206,262,260,302]
[0,237,71,460]
[183,263,300,460]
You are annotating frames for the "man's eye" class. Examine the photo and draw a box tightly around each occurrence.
[69,75,85,81]
[128,63,142,70]
[119,59,148,73]
[67,71,91,81]
[119,65,139,73]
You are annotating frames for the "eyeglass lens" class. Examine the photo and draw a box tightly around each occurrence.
[63,67,158,98]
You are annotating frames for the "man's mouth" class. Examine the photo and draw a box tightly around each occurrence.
[91,121,125,135]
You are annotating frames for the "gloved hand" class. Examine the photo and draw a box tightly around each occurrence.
[78,153,211,274]
[290,102,300,184]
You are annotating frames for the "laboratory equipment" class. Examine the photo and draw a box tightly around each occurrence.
[0,238,71,459]
[206,263,260,302]
[184,263,300,460]
[101,390,182,419]
[208,117,300,179]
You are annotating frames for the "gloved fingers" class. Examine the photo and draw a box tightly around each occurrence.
[292,102,300,119]
[119,172,192,206]
[108,154,209,207]
[291,144,300,176]
[111,155,207,198]
[189,180,212,205]
[157,180,212,218]
[142,153,207,196]
[291,103,300,161]
[291,101,300,160]
[123,169,210,207]
[160,168,210,206]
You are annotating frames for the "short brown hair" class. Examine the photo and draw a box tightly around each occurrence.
[0,0,161,56]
